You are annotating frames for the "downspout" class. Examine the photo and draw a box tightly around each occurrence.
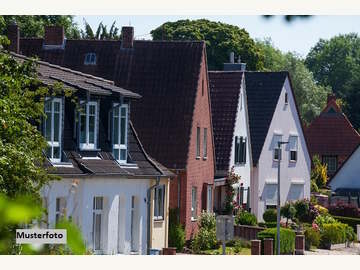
[146,176,160,255]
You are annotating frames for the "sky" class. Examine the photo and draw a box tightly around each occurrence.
[74,15,360,57]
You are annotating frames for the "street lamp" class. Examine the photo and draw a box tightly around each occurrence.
[276,141,288,255]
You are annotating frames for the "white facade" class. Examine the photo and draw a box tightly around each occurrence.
[42,176,153,254]
[330,145,360,191]
[250,77,311,221]
[228,77,252,204]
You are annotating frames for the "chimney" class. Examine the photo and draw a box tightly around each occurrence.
[327,93,336,104]
[121,26,134,49]
[229,52,235,63]
[44,26,64,46]
[6,24,19,53]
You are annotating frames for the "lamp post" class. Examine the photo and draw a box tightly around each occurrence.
[276,141,288,255]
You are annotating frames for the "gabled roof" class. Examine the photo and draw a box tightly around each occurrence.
[305,96,360,159]
[17,38,206,169]
[208,71,244,175]
[10,52,141,99]
[245,71,288,166]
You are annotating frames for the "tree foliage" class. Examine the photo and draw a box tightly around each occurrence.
[80,20,120,40]
[311,155,328,189]
[151,19,264,71]
[257,38,330,124]
[0,15,80,39]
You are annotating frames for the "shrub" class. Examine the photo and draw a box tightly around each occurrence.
[320,223,346,249]
[311,180,319,193]
[304,225,320,250]
[281,202,296,225]
[314,205,328,216]
[191,211,217,252]
[314,214,336,230]
[311,155,328,188]
[263,209,277,222]
[333,215,360,231]
[168,208,185,252]
[235,210,257,226]
[257,228,295,254]
[294,199,319,223]
[329,201,360,218]
[344,224,357,242]
[265,222,278,228]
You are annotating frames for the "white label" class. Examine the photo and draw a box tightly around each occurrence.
[16,229,67,244]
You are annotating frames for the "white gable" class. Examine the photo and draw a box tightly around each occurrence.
[330,145,360,191]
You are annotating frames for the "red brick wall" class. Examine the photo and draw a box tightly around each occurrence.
[44,26,64,45]
[182,48,215,239]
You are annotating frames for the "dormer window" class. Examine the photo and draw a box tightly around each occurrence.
[79,101,98,150]
[84,53,96,65]
[113,103,128,163]
[44,98,62,163]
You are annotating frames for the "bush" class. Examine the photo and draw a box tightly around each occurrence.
[314,214,336,230]
[311,155,328,188]
[311,180,319,193]
[265,221,277,228]
[344,224,357,242]
[320,223,346,249]
[191,211,217,252]
[281,202,296,224]
[333,215,360,231]
[294,199,319,223]
[314,205,328,216]
[257,228,295,254]
[235,210,257,226]
[263,209,277,222]
[329,201,360,218]
[168,208,185,252]
[304,225,320,250]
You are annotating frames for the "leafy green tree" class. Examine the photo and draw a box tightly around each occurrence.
[0,15,80,39]
[151,19,264,71]
[280,202,296,226]
[81,20,120,40]
[257,39,330,124]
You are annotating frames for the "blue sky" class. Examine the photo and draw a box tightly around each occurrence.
[74,15,360,57]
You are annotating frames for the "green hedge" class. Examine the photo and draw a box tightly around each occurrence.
[257,228,295,254]
[333,216,360,231]
[265,222,277,228]
[235,211,258,226]
[263,209,277,222]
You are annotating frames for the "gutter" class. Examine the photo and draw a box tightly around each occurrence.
[146,176,160,255]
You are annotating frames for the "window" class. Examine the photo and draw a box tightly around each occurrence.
[322,156,337,173]
[240,92,243,111]
[203,128,208,159]
[206,185,213,212]
[235,136,246,164]
[202,79,204,96]
[289,136,298,162]
[79,101,98,150]
[44,98,62,162]
[92,196,103,251]
[191,187,197,220]
[196,127,200,158]
[273,135,282,160]
[55,197,66,224]
[285,92,288,104]
[84,53,96,65]
[154,185,165,220]
[113,104,128,163]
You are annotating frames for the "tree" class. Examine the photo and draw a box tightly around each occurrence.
[80,20,120,40]
[257,38,330,124]
[0,16,80,39]
[151,19,264,71]
[280,202,296,226]
[311,155,328,189]
[305,33,360,129]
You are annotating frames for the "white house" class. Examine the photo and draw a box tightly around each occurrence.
[209,66,311,220]
[12,53,173,255]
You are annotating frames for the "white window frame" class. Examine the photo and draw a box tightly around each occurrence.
[289,135,298,162]
[203,127,208,159]
[84,53,97,65]
[235,136,246,165]
[154,185,165,220]
[92,196,103,252]
[196,127,201,159]
[79,101,98,150]
[112,103,128,164]
[44,97,62,163]
[273,134,283,161]
[206,185,213,212]
[191,187,198,221]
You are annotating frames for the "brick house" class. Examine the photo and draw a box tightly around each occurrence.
[305,94,360,176]
[8,24,215,239]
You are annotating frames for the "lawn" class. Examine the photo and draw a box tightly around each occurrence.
[201,246,251,255]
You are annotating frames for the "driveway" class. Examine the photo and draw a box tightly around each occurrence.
[305,243,360,255]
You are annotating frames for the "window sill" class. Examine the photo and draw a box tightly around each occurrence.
[154,217,164,222]
[191,217,197,222]
[234,162,246,167]
[289,160,297,163]
[203,157,207,161]
[196,156,201,160]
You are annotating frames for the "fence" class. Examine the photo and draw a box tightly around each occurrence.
[234,225,265,241]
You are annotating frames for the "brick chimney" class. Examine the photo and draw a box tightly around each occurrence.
[121,26,134,49]
[6,24,19,53]
[44,26,64,46]
[327,93,336,104]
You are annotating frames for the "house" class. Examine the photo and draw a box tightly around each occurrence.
[8,24,215,240]
[328,143,360,206]
[209,65,311,220]
[10,52,173,255]
[305,94,360,176]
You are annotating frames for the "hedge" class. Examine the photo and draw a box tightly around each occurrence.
[333,216,360,231]
[257,228,295,254]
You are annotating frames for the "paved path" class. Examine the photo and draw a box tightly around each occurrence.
[305,243,360,255]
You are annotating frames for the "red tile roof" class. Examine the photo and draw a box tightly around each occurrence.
[305,97,360,160]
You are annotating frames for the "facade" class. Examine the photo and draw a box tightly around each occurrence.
[8,24,215,240]
[209,69,311,221]
[328,143,360,202]
[12,52,173,254]
[305,94,360,176]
